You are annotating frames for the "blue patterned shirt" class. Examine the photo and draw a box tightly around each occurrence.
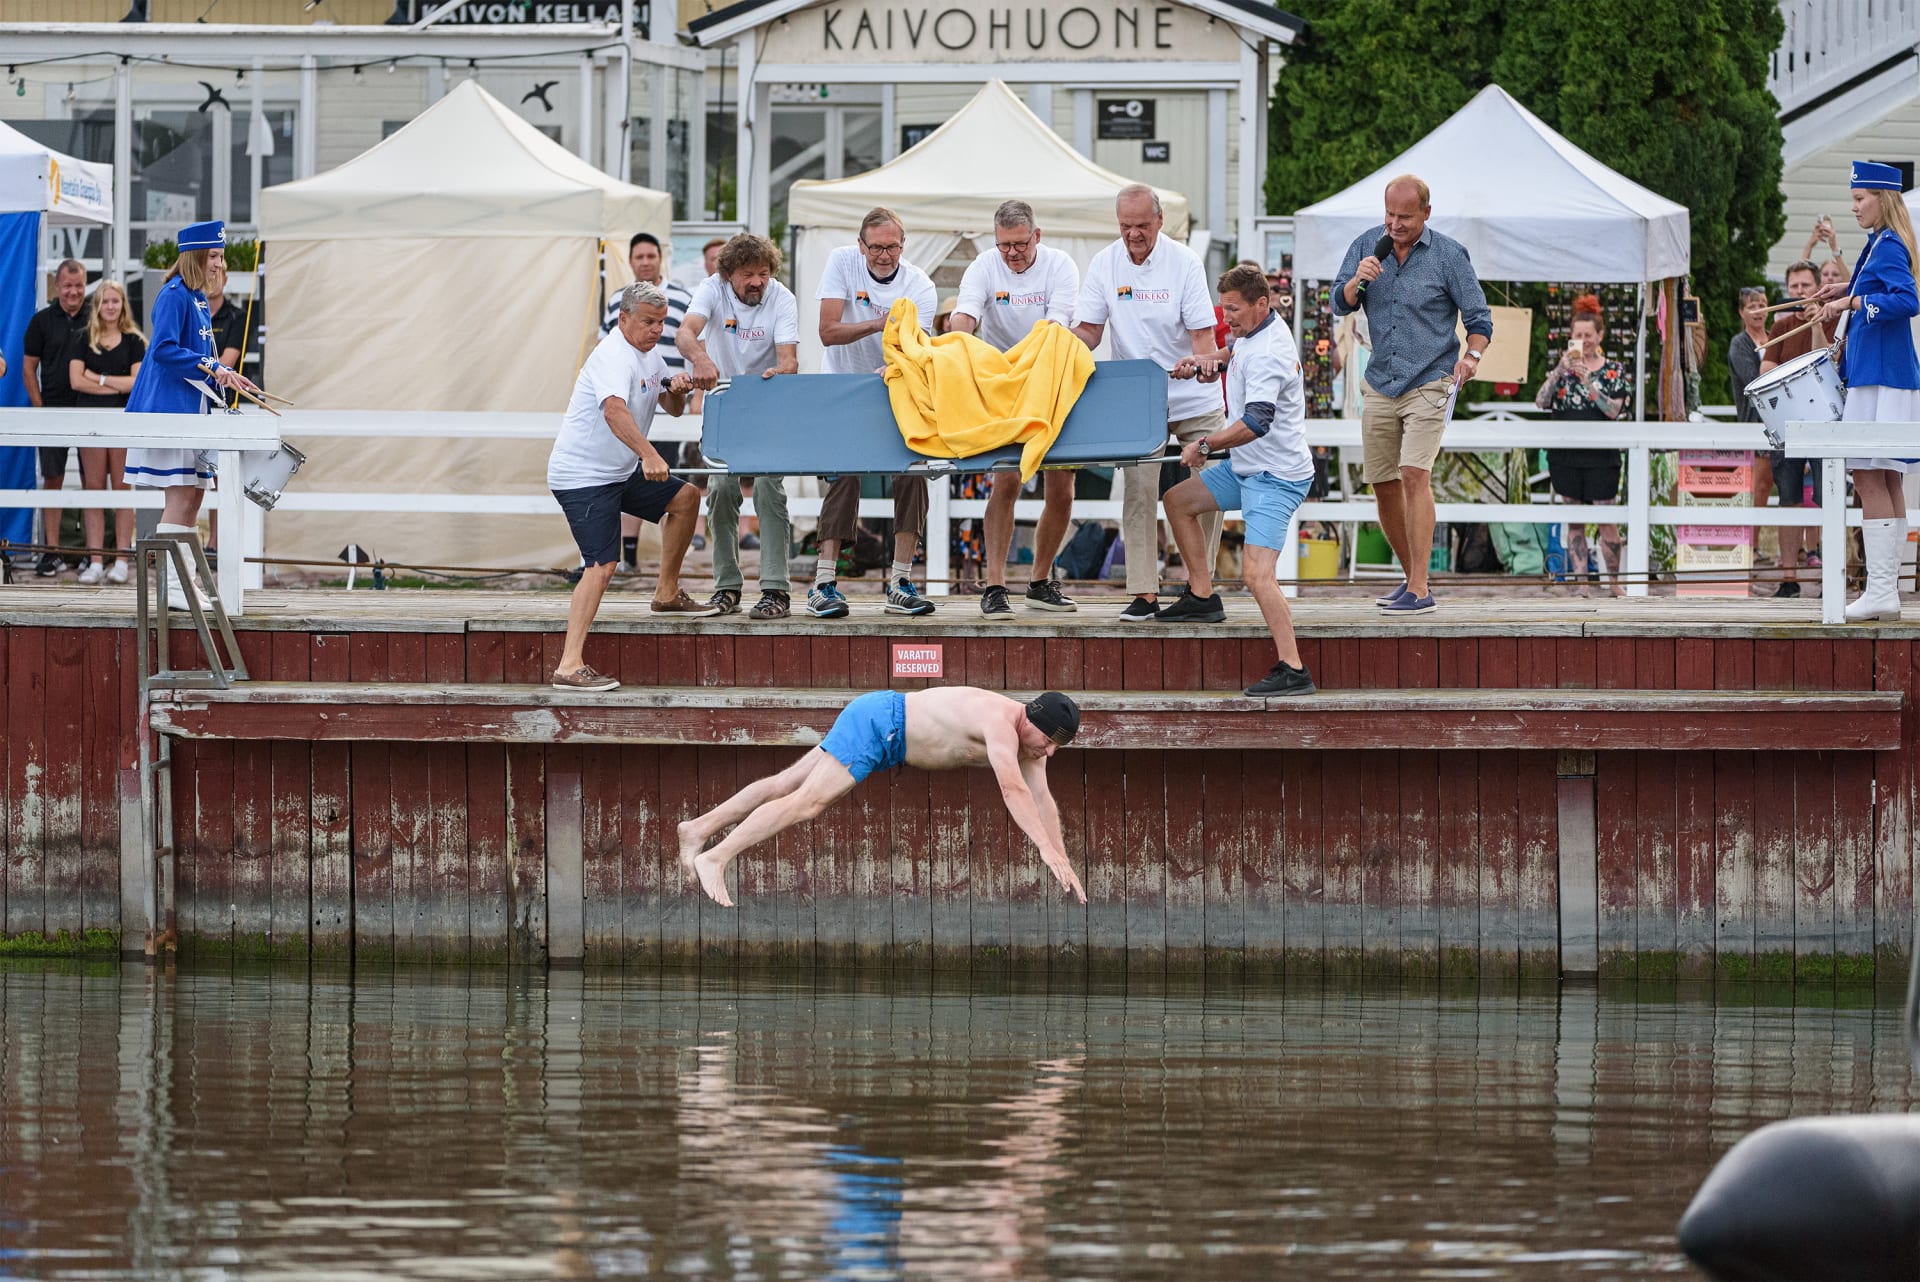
[1331,224,1493,397]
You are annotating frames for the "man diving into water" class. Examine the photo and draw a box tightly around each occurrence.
[677,685,1087,907]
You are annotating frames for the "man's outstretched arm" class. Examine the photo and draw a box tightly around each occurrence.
[986,728,1086,903]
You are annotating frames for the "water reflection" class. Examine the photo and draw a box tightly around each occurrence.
[0,965,1910,1280]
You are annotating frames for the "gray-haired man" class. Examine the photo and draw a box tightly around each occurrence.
[1071,184,1223,622]
[950,199,1084,617]
[547,282,716,692]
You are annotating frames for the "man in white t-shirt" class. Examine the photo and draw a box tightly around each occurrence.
[1155,265,1315,697]
[1071,184,1224,622]
[949,198,1082,619]
[547,282,716,692]
[678,234,801,620]
[601,231,698,569]
[805,206,941,620]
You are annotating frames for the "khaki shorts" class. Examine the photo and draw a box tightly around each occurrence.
[1361,377,1453,484]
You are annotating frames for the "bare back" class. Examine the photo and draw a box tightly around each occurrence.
[901,687,1028,770]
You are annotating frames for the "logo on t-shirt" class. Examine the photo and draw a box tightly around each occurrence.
[1007,290,1047,307]
[1118,285,1171,303]
[724,317,768,341]
[855,290,873,307]
[994,291,1011,305]
[724,317,737,333]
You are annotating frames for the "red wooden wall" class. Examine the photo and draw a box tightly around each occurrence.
[0,622,1912,978]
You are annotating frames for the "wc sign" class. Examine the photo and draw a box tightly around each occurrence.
[891,643,944,678]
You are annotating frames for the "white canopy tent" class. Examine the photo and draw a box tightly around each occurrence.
[1292,84,1690,284]
[1292,83,1690,419]
[786,79,1190,371]
[0,121,113,227]
[260,79,674,571]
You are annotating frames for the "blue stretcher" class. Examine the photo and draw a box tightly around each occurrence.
[698,358,1171,475]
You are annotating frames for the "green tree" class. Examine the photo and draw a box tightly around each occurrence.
[1269,0,1786,405]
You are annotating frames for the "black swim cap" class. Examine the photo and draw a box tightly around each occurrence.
[1025,691,1080,745]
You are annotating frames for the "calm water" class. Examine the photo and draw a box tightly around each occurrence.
[0,965,1913,1280]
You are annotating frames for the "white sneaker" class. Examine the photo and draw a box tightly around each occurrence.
[76,561,104,586]
[106,560,128,585]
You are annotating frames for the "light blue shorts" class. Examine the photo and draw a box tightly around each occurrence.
[1200,468,1312,551]
[820,690,908,783]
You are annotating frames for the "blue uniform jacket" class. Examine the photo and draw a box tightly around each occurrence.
[1839,228,1920,390]
[125,276,215,414]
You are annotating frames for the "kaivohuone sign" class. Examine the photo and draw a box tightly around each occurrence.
[763,2,1244,64]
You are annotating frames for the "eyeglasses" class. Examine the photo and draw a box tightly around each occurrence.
[861,240,904,255]
[996,238,1036,254]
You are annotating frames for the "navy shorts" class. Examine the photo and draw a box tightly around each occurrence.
[552,471,687,567]
[1768,451,1824,507]
[820,690,908,784]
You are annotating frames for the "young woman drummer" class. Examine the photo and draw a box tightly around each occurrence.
[121,220,261,610]
[1814,161,1920,622]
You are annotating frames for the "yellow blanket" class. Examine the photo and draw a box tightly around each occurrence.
[881,298,1095,482]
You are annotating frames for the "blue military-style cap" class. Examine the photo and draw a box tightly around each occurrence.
[176,219,226,250]
[1850,160,1904,191]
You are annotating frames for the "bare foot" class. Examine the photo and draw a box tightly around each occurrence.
[693,850,735,908]
[677,820,706,887]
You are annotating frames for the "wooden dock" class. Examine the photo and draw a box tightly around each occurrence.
[2,585,1916,980]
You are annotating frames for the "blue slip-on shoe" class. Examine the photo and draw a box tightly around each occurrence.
[1375,581,1410,607]
[1379,591,1436,616]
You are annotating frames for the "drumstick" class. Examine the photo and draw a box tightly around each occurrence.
[1759,314,1823,351]
[253,389,296,407]
[1763,298,1820,316]
[226,383,282,417]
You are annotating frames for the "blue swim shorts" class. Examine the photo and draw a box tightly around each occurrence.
[1200,467,1312,552]
[820,690,908,783]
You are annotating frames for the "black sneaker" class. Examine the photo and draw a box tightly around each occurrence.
[34,551,62,577]
[748,589,791,620]
[1023,578,1077,612]
[1118,595,1161,622]
[980,584,1013,618]
[1246,662,1316,697]
[1155,588,1225,624]
[707,588,741,615]
[1775,581,1802,599]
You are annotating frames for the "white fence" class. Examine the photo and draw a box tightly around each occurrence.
[3,404,1882,620]
[1769,0,1920,115]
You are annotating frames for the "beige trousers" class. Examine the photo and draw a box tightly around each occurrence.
[1121,410,1227,595]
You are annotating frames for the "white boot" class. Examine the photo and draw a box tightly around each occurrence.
[155,522,211,612]
[1846,518,1903,622]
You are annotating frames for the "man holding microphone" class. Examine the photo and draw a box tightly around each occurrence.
[1333,174,1492,615]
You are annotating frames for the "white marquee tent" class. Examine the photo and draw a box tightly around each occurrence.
[786,79,1190,371]
[0,121,113,226]
[260,80,673,570]
[1291,84,1690,284]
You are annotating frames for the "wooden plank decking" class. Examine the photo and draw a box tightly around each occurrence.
[145,683,1906,752]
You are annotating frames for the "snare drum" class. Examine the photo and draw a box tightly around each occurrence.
[1746,346,1845,448]
[240,442,307,510]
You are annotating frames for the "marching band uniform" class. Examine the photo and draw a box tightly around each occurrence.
[123,219,230,610]
[1837,162,1920,621]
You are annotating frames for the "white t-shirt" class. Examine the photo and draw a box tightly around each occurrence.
[547,327,672,490]
[683,275,800,378]
[1073,233,1218,420]
[1224,313,1312,482]
[952,243,1079,352]
[815,244,936,374]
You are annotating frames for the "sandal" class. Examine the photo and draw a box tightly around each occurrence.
[706,588,741,615]
[748,589,791,620]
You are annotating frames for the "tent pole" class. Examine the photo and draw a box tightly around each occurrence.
[1634,281,1647,423]
[112,58,130,286]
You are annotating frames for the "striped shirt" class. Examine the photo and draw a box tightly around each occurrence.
[603,279,691,374]
[1331,224,1492,397]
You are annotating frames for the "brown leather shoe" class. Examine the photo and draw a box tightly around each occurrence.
[550,665,619,692]
[651,589,721,616]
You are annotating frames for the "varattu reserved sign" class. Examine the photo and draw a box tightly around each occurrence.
[759,1,1244,63]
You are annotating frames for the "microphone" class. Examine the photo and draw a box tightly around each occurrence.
[1357,234,1394,299]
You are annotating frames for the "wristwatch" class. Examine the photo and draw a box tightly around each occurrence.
[1464,349,1483,364]
[1195,441,1213,460]
[96,371,106,387]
